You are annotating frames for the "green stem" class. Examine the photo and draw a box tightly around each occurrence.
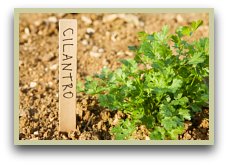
[190,76,196,86]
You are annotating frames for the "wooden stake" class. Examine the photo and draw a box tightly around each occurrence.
[59,19,77,132]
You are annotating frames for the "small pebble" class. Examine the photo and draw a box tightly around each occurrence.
[92,46,98,51]
[102,14,118,22]
[97,121,103,130]
[34,131,39,136]
[24,27,30,35]
[86,28,95,34]
[103,14,141,26]
[118,14,140,26]
[176,14,184,23]
[19,60,23,67]
[21,34,28,40]
[50,64,58,70]
[105,31,110,37]
[31,137,39,140]
[125,51,133,56]
[81,16,92,25]
[85,34,90,39]
[34,20,42,26]
[102,59,109,66]
[47,16,57,23]
[98,48,104,53]
[89,46,102,58]
[30,82,37,88]
[81,39,88,46]
[112,114,119,125]
[90,51,101,58]
[117,51,124,56]
[145,136,150,140]
[48,81,53,87]
[111,32,118,42]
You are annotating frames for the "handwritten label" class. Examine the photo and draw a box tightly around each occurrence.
[59,19,77,132]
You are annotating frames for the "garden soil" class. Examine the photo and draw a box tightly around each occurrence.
[19,13,209,140]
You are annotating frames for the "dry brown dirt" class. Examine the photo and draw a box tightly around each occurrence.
[19,13,209,140]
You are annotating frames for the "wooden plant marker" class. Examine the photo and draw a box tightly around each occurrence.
[59,19,77,132]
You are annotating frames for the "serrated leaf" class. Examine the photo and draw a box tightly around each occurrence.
[85,80,99,94]
[159,104,173,118]
[152,60,165,71]
[138,31,148,41]
[141,115,155,128]
[150,127,165,140]
[161,117,177,131]
[97,67,109,79]
[85,76,92,81]
[191,104,202,112]
[161,116,183,132]
[188,52,205,65]
[171,35,180,43]
[169,126,184,140]
[98,94,117,110]
[126,80,132,87]
[191,20,203,31]
[171,97,189,106]
[162,25,169,35]
[166,95,171,102]
[178,109,191,120]
[111,119,136,140]
[174,93,183,99]
[169,78,182,92]
[181,26,192,36]
[121,59,137,72]
[76,81,84,92]
[140,41,153,58]
[147,34,155,41]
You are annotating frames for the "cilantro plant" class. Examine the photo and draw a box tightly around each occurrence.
[78,20,209,140]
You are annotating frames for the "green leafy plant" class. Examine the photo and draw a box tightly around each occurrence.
[78,20,209,140]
